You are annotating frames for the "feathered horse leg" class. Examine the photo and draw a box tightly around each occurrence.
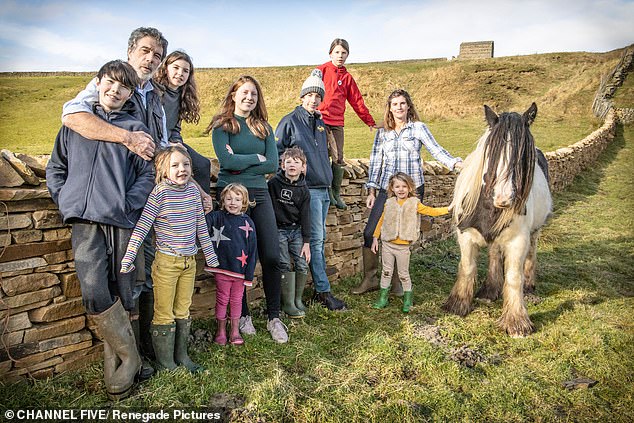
[443,229,482,317]
[497,229,534,337]
[476,242,504,301]
[523,229,541,294]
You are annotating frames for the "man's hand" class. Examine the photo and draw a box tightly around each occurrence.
[301,242,311,264]
[366,193,376,209]
[124,131,155,161]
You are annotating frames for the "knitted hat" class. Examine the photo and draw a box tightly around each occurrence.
[300,69,325,99]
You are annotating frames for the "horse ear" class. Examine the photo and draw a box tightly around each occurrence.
[484,105,498,128]
[523,103,537,126]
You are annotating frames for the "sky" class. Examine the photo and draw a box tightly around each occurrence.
[0,0,632,72]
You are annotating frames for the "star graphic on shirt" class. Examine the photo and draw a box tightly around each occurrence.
[211,225,231,247]
[236,250,248,267]
[239,220,254,238]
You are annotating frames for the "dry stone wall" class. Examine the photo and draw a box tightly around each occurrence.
[0,108,621,381]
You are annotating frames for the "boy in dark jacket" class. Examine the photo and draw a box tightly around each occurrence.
[268,147,311,318]
[46,60,154,400]
[275,70,346,311]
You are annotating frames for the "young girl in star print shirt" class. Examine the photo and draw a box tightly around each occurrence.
[205,183,257,346]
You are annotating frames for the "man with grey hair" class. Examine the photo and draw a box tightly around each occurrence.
[61,27,170,380]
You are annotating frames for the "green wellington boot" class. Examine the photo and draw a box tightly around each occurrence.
[372,287,390,309]
[331,163,347,209]
[151,323,178,371]
[174,319,203,373]
[93,299,141,401]
[294,272,308,312]
[402,291,413,313]
[281,272,305,318]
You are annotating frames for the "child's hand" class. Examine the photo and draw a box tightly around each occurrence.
[225,144,234,154]
[120,260,135,274]
[301,243,311,264]
[371,238,379,254]
[201,191,213,214]
[206,255,220,269]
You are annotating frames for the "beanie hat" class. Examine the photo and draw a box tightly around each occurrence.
[300,69,325,99]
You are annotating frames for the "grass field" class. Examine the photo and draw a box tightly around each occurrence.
[1,126,632,422]
[0,50,626,158]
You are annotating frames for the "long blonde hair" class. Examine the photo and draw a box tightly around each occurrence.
[154,144,192,184]
[204,75,271,139]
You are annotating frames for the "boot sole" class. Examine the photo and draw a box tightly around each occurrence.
[107,383,134,401]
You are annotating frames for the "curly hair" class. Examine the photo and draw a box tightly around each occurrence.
[155,50,200,124]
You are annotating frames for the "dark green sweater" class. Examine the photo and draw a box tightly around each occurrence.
[212,115,279,189]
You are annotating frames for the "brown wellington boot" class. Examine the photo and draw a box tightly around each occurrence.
[351,247,379,295]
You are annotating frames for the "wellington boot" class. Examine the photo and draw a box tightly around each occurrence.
[130,319,154,382]
[331,163,347,209]
[214,319,227,346]
[93,299,141,401]
[351,247,379,294]
[151,323,177,371]
[174,319,203,373]
[229,318,244,345]
[138,290,155,360]
[390,264,404,297]
[372,288,390,309]
[402,291,413,313]
[281,272,305,318]
[328,187,337,208]
[294,272,308,312]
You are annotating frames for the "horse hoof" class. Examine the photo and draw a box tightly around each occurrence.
[442,298,472,317]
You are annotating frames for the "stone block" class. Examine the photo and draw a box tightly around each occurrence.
[0,239,72,263]
[22,356,64,373]
[16,153,48,178]
[0,286,61,310]
[1,150,41,185]
[38,329,92,352]
[0,299,52,320]
[11,229,43,244]
[0,213,32,230]
[11,349,56,368]
[0,156,25,187]
[337,213,353,225]
[0,311,32,332]
[23,315,85,343]
[54,339,93,356]
[0,186,50,201]
[1,330,24,346]
[30,367,55,380]
[55,349,101,374]
[1,273,60,296]
[0,233,10,247]
[29,297,85,322]
[59,272,82,298]
[43,249,73,265]
[32,210,64,229]
[42,228,71,241]
[333,238,362,251]
[0,340,39,361]
[59,342,102,361]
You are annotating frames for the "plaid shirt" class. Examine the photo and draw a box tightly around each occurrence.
[367,121,461,191]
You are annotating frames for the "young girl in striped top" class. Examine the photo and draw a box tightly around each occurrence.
[121,144,218,372]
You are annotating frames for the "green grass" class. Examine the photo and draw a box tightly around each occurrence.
[1,125,632,422]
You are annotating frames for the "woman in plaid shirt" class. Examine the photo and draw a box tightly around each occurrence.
[352,89,463,295]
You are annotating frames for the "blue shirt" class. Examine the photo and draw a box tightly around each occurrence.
[367,121,461,191]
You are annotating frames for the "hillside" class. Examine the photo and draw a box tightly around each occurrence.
[0,49,628,158]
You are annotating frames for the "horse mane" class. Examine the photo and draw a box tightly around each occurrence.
[453,111,536,236]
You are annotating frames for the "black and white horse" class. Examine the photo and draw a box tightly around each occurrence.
[444,103,552,337]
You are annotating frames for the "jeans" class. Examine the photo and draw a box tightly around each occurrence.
[278,227,309,274]
[363,185,425,248]
[71,222,135,314]
[308,188,331,293]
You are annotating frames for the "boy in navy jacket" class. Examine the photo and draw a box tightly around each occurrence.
[46,60,154,400]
